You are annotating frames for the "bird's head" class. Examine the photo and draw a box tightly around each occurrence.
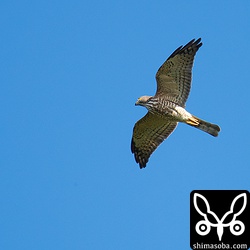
[135,96,153,107]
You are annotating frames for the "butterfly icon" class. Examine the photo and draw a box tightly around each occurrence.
[193,192,247,241]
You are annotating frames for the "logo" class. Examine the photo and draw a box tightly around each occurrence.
[190,190,250,250]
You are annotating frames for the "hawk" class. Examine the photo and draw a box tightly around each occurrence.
[131,38,220,169]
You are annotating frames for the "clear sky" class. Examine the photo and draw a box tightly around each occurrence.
[1,1,250,249]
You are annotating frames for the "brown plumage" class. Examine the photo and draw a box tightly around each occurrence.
[131,38,220,169]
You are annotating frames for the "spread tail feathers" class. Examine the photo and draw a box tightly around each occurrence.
[186,115,220,137]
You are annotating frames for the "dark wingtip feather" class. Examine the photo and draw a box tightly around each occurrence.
[139,157,147,169]
[131,138,148,169]
[167,38,202,60]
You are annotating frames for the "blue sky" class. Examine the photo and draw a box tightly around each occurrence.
[1,1,250,249]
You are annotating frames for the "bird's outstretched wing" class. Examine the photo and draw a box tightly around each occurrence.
[155,38,202,107]
[131,112,177,168]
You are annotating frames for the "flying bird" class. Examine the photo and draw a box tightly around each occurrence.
[131,38,220,169]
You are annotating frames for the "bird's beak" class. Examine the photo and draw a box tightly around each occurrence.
[135,100,139,106]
